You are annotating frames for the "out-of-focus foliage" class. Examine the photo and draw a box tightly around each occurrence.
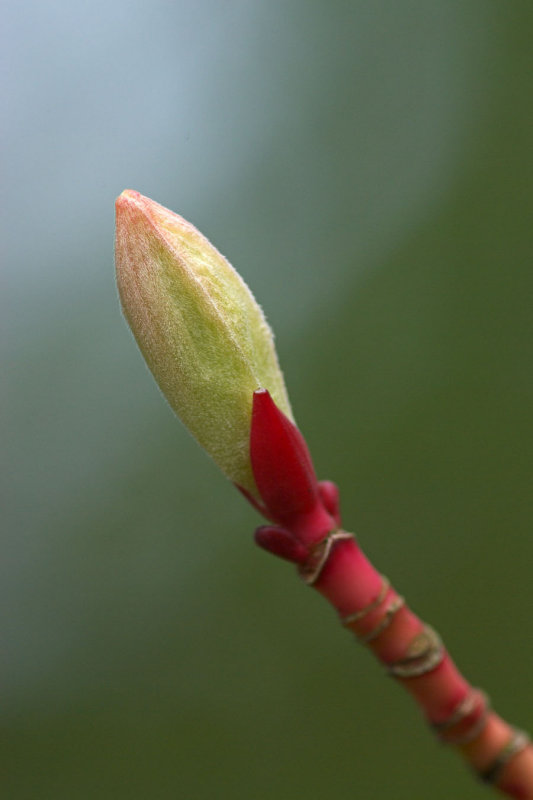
[3,2,533,798]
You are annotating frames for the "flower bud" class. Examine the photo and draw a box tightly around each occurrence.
[115,190,292,497]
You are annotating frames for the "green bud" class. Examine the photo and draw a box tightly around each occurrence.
[115,190,293,498]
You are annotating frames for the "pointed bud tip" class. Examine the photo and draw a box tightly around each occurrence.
[117,188,141,199]
[116,189,141,211]
[115,191,149,243]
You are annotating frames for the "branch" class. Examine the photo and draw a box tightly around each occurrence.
[258,527,533,798]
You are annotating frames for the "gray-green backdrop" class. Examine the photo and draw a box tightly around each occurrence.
[3,2,532,798]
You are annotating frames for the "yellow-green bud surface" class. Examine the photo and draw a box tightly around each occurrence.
[115,190,293,498]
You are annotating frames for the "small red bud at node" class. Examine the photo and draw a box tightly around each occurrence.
[254,526,309,564]
[318,481,342,527]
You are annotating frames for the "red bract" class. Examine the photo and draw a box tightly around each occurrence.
[254,526,309,564]
[248,389,335,544]
[317,480,342,527]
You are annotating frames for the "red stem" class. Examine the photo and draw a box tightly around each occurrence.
[248,390,532,795]
[300,533,533,798]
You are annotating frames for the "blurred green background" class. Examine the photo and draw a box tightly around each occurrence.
[3,2,533,798]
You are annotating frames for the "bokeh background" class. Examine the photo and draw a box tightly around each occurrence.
[3,2,533,798]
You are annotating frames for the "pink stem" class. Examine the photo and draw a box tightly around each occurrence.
[248,391,532,795]
[298,533,533,797]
